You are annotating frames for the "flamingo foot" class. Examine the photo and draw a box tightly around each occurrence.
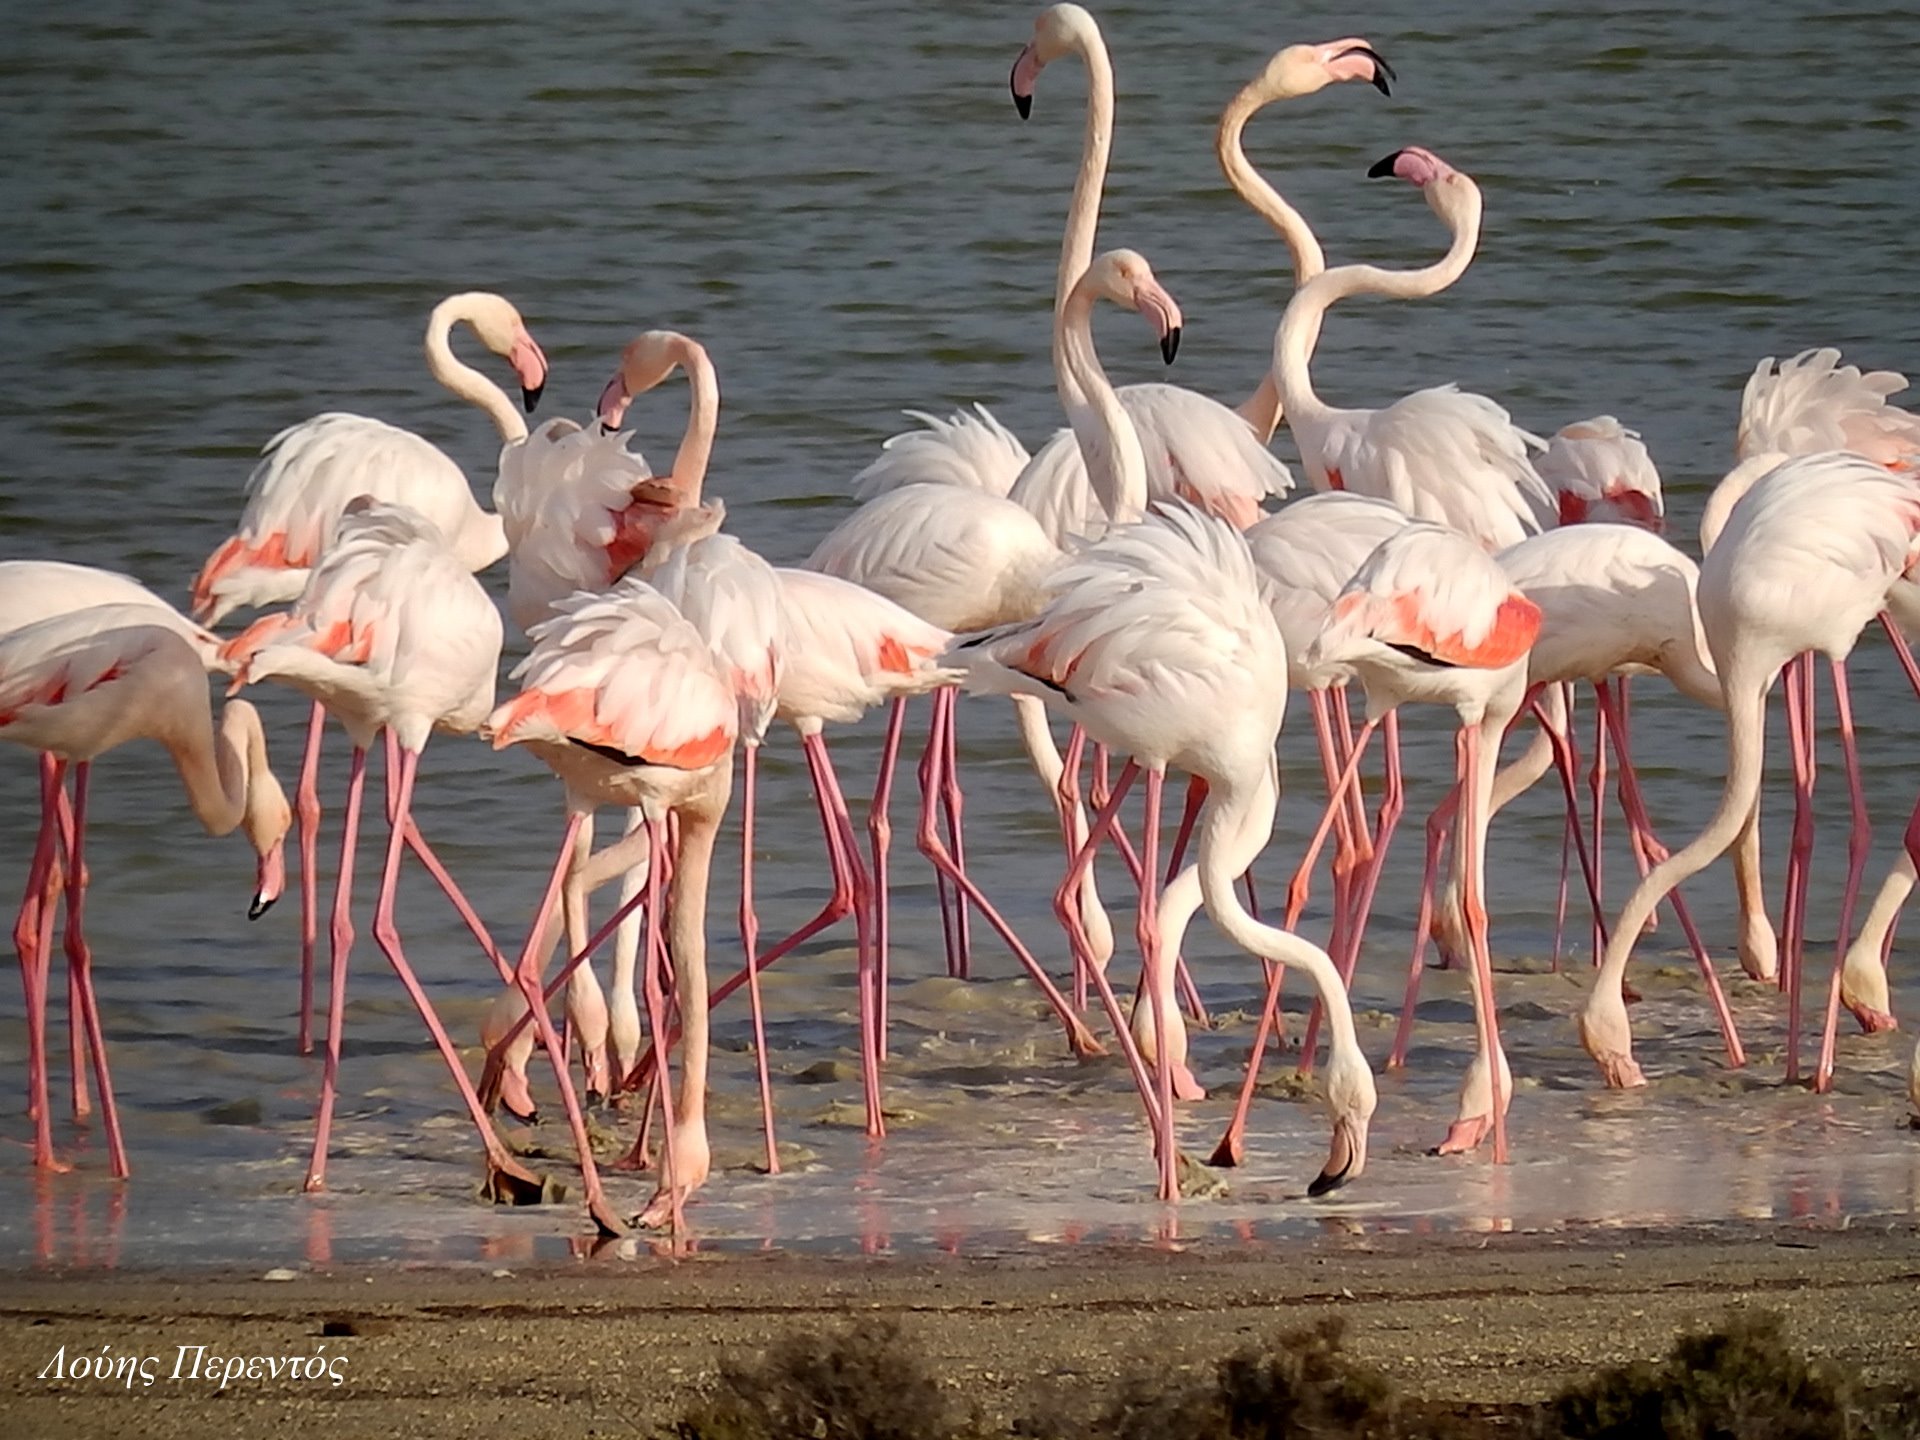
[1168,1062,1205,1103]
[1845,1001,1898,1035]
[481,1152,548,1207]
[635,1138,711,1229]
[587,1188,628,1238]
[33,1149,75,1176]
[1431,1114,1493,1155]
[1206,1128,1246,1169]
[1594,1052,1647,1089]
[1068,1022,1108,1060]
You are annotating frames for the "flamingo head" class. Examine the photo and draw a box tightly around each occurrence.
[1081,249,1183,364]
[1577,983,1648,1089]
[459,292,548,414]
[1308,1044,1377,1197]
[1368,145,1480,233]
[1258,39,1394,101]
[597,330,700,432]
[240,736,292,921]
[1010,2,1096,119]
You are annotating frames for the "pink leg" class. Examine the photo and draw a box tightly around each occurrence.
[1089,744,1147,888]
[375,751,565,1217]
[304,746,366,1193]
[1153,773,1213,1026]
[1589,684,1607,965]
[806,732,882,1138]
[740,743,779,1175]
[1594,684,1743,1067]
[1389,783,1458,1071]
[1135,767,1179,1201]
[633,815,687,1231]
[938,687,973,978]
[1782,654,1816,1081]
[1448,725,1509,1162]
[294,701,324,1054]
[45,781,89,1124]
[752,734,860,972]
[16,757,68,1172]
[60,765,126,1178]
[869,698,907,1060]
[1814,659,1870,1093]
[1535,692,1609,956]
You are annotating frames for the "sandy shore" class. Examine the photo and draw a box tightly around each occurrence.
[2,1220,1917,1436]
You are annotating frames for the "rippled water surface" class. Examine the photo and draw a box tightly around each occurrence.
[2,2,1917,1267]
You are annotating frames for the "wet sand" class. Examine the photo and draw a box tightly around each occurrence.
[3,1221,1917,1437]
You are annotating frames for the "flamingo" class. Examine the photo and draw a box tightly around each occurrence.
[192,291,547,1058]
[1306,521,1542,1160]
[1,605,291,1176]
[485,577,738,1232]
[1723,348,1920,1034]
[807,249,1188,987]
[1537,417,1665,530]
[958,503,1378,1202]
[222,501,613,1225]
[1579,452,1920,1093]
[1271,148,1556,552]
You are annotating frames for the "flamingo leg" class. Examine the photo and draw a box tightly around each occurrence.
[16,756,68,1172]
[633,815,685,1229]
[804,732,882,1138]
[294,700,324,1054]
[868,698,907,1062]
[1164,774,1207,884]
[377,749,562,1217]
[304,744,365,1195]
[1299,711,1384,1074]
[1589,684,1607,965]
[1814,658,1870,1093]
[1089,744,1147,887]
[753,732,859,972]
[47,779,88,1124]
[1535,693,1609,958]
[59,764,125,1179]
[1439,723,1511,1162]
[1389,781,1457,1071]
[938,687,974,978]
[1782,654,1817,1081]
[1594,683,1743,1067]
[739,742,779,1174]
[1135,767,1179,1202]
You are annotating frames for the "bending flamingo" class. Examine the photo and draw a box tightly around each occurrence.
[1537,417,1665,530]
[2,605,290,1175]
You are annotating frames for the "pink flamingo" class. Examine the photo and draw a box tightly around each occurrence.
[1306,521,1542,1160]
[959,502,1378,1201]
[223,501,602,1222]
[192,292,548,1058]
[1271,149,1555,552]
[1580,452,1920,1093]
[1537,418,1665,530]
[485,578,738,1232]
[1,605,291,1176]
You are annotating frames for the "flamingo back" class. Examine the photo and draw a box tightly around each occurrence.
[1738,349,1920,467]
[1246,494,1410,683]
[489,577,734,770]
[1538,416,1665,530]
[849,405,1031,500]
[652,533,786,743]
[774,568,960,726]
[1320,521,1541,670]
[0,560,226,673]
[0,605,207,759]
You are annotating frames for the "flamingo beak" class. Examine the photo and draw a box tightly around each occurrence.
[1368,146,1453,186]
[1134,280,1184,365]
[597,371,632,432]
[1308,1112,1368,1197]
[250,840,286,921]
[510,333,548,414]
[1333,44,1396,96]
[1010,43,1039,118]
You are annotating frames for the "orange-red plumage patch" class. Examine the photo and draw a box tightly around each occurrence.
[1325,466,1345,492]
[1380,591,1539,669]
[190,531,300,613]
[219,612,299,671]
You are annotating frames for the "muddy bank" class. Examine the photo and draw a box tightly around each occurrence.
[2,1221,1916,1437]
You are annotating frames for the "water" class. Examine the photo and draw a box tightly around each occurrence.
[1,2,1917,1267]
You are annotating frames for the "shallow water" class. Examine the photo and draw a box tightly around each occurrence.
[1,2,1917,1267]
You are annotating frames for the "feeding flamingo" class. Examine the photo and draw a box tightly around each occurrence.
[1,605,291,1176]
[1537,417,1665,530]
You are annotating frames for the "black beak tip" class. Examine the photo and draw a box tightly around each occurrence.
[1012,90,1032,120]
[1370,71,1392,97]
[1307,1162,1351,1198]
[1367,151,1403,179]
[248,892,276,922]
[1160,327,1181,365]
[522,383,544,415]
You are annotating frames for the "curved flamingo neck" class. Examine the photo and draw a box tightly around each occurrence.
[425,296,527,444]
[1698,451,1785,554]
[1056,282,1147,524]
[170,698,265,838]
[1272,182,1483,438]
[1216,83,1328,442]
[664,337,720,506]
[1052,17,1116,323]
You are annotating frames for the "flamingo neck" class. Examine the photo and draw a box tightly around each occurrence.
[1195,766,1363,1056]
[170,699,265,838]
[1216,83,1329,443]
[1698,451,1785,554]
[665,337,720,507]
[1056,285,1148,525]
[425,296,527,444]
[1053,19,1116,323]
[1272,184,1483,441]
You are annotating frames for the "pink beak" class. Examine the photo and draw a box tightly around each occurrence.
[510,333,548,414]
[250,839,286,920]
[1134,281,1185,364]
[1010,42,1041,117]
[597,372,631,430]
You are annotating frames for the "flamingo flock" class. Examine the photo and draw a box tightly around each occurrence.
[6,6,1920,1235]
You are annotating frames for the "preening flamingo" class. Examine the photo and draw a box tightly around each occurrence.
[223,501,606,1223]
[192,291,547,1057]
[1537,417,1665,530]
[485,577,738,1233]
[1272,148,1555,552]
[1307,521,1542,1161]
[960,503,1377,1201]
[1,605,290,1176]
[1579,452,1920,1093]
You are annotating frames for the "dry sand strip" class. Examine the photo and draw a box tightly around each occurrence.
[1,1221,1916,1438]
